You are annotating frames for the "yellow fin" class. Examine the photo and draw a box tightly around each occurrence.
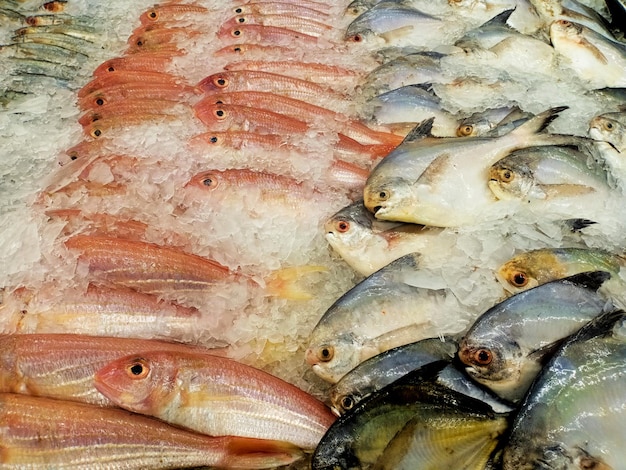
[265,265,328,300]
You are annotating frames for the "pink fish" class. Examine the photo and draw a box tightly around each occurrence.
[0,333,226,406]
[95,350,337,449]
[0,393,302,468]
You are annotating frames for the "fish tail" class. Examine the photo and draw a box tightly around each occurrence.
[265,265,328,300]
[224,437,303,467]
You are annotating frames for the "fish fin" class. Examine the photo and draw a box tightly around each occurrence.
[527,338,567,365]
[509,106,568,136]
[400,117,436,144]
[569,309,626,343]
[562,218,597,232]
[416,153,451,185]
[481,8,516,27]
[380,25,416,42]
[224,437,304,468]
[372,324,433,354]
[538,183,597,198]
[265,265,328,300]
[580,36,609,64]
[374,413,507,470]
[561,270,611,290]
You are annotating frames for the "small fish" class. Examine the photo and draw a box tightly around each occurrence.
[11,30,94,55]
[329,337,458,415]
[458,271,614,402]
[231,2,330,21]
[126,25,199,54]
[496,247,624,294]
[488,144,611,203]
[83,113,182,139]
[0,393,302,469]
[138,3,208,25]
[78,70,187,99]
[305,253,465,383]
[0,333,225,406]
[363,84,461,136]
[456,106,533,137]
[92,52,179,77]
[65,234,317,300]
[197,91,402,146]
[363,107,583,227]
[94,350,336,450]
[214,42,297,57]
[78,82,200,111]
[312,361,509,470]
[324,200,447,276]
[345,3,466,48]
[502,309,626,470]
[219,12,333,37]
[217,23,319,45]
[0,283,211,343]
[14,23,99,42]
[549,20,626,89]
[78,98,189,127]
[197,70,346,106]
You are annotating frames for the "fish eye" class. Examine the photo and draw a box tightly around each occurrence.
[457,124,474,136]
[316,345,334,362]
[603,121,614,131]
[335,220,350,233]
[473,349,493,366]
[232,29,242,37]
[233,46,242,52]
[95,98,105,106]
[511,271,528,287]
[378,190,389,201]
[209,136,219,143]
[237,16,246,23]
[499,169,513,182]
[214,76,229,88]
[234,7,243,13]
[125,358,150,379]
[201,173,219,189]
[213,109,227,119]
[340,395,355,411]
[350,34,363,42]
[148,10,158,20]
[90,128,103,138]
[107,66,115,72]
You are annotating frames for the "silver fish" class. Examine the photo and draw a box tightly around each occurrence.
[550,19,626,89]
[305,253,464,383]
[502,309,626,469]
[458,271,614,402]
[364,106,580,227]
[363,85,461,136]
[488,144,611,205]
[456,106,534,137]
[329,337,458,415]
[312,361,510,470]
[324,200,448,276]
[589,109,626,152]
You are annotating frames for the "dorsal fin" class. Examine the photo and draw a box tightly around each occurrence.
[561,270,611,290]
[480,8,516,28]
[400,118,435,144]
[510,106,568,136]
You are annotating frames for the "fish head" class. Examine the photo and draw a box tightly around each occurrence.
[328,387,364,417]
[458,333,525,400]
[198,73,233,93]
[324,201,374,250]
[94,352,177,413]
[589,114,625,150]
[193,103,236,131]
[305,332,362,384]
[363,175,416,223]
[496,251,563,294]
[488,159,535,201]
[549,20,583,43]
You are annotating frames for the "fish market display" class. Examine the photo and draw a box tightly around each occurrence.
[2,0,626,468]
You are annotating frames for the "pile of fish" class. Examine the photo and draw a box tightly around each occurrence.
[1,0,626,467]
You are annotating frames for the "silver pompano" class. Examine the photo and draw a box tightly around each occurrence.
[329,337,458,415]
[324,200,449,277]
[589,109,626,152]
[305,253,465,383]
[363,107,582,227]
[550,19,626,89]
[488,144,611,208]
[458,271,614,402]
[502,309,626,469]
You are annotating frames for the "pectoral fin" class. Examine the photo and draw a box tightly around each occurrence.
[538,183,597,198]
[416,153,451,186]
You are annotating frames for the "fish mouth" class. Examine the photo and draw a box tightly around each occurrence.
[372,205,382,214]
